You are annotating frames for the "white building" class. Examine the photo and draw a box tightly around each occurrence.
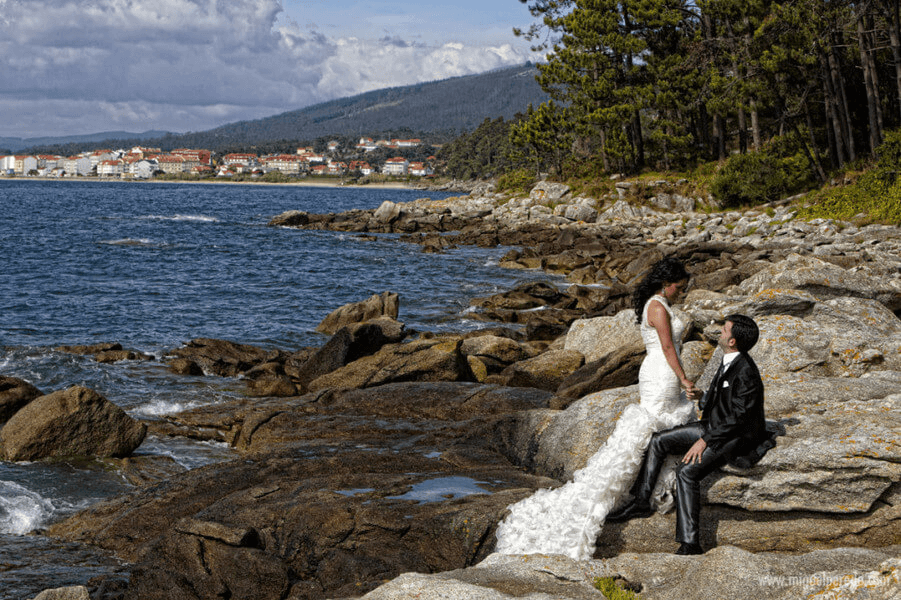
[126,158,157,179]
[382,157,409,176]
[7,155,39,175]
[97,159,124,177]
[263,154,305,175]
[356,138,378,152]
[156,155,187,174]
[62,156,93,176]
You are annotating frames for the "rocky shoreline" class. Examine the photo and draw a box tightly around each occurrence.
[6,180,901,599]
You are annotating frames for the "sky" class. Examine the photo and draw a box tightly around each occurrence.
[0,0,542,140]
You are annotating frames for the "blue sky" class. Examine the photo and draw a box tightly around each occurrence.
[0,0,540,140]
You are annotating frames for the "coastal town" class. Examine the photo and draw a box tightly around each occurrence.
[0,137,437,180]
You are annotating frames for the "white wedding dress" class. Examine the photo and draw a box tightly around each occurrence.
[493,295,696,559]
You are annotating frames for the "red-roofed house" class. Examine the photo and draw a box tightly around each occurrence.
[157,154,187,174]
[171,148,212,166]
[263,154,305,175]
[408,162,433,177]
[97,159,124,177]
[382,157,409,176]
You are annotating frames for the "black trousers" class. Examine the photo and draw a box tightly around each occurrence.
[630,422,742,545]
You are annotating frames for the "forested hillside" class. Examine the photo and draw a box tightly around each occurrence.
[21,64,548,155]
[490,0,901,215]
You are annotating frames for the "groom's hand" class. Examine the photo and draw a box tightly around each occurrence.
[682,438,707,464]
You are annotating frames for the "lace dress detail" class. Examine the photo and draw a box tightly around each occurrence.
[493,295,695,559]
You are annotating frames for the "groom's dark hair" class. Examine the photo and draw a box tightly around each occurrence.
[725,314,759,353]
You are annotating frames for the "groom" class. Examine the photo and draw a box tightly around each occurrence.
[607,314,768,555]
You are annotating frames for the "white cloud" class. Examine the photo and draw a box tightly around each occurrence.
[0,0,535,139]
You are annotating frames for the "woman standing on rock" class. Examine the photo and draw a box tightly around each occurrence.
[493,257,697,559]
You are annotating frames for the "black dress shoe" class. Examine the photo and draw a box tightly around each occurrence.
[606,501,653,523]
[675,543,704,555]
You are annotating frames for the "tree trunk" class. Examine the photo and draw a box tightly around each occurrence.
[876,0,901,126]
[696,103,712,159]
[750,97,762,151]
[714,114,727,160]
[828,41,856,162]
[823,47,850,165]
[820,53,843,168]
[599,129,611,172]
[857,11,883,151]
[803,101,828,183]
[631,109,645,168]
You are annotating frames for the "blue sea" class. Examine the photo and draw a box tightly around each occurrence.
[0,180,550,598]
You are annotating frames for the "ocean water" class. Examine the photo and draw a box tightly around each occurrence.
[0,180,551,597]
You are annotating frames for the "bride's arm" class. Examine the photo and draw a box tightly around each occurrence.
[647,299,694,392]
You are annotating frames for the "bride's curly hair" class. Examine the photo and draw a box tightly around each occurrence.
[632,257,689,323]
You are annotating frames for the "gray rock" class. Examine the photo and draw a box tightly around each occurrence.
[359,546,900,600]
[1,386,146,461]
[0,375,42,425]
[738,253,901,310]
[30,587,90,600]
[506,386,640,480]
[316,291,400,335]
[529,182,570,203]
[563,309,643,363]
[494,349,585,392]
[707,392,901,513]
[374,200,404,223]
[461,335,532,365]
[563,204,598,223]
[307,337,472,392]
[267,210,310,227]
[295,318,408,390]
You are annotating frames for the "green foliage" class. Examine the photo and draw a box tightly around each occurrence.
[510,101,572,175]
[711,134,816,208]
[593,576,640,599]
[438,116,531,180]
[496,168,536,194]
[797,130,901,225]
[874,128,901,177]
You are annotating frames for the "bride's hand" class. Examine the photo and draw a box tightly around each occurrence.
[683,380,701,400]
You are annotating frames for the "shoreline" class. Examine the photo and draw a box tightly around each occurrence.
[0,175,427,190]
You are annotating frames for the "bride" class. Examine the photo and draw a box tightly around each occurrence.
[493,257,697,559]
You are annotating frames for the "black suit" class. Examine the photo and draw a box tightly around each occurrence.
[628,352,766,546]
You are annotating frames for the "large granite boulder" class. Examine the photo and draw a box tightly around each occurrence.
[316,291,400,335]
[684,289,901,377]
[0,375,43,424]
[563,309,645,363]
[1,386,146,461]
[736,253,901,311]
[307,336,473,392]
[292,318,408,391]
[166,338,283,377]
[555,345,645,400]
[359,546,900,600]
[491,349,585,392]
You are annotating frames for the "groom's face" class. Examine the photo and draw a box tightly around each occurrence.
[718,321,737,352]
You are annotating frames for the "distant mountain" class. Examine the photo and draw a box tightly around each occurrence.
[184,63,548,148]
[15,64,548,154]
[0,130,171,153]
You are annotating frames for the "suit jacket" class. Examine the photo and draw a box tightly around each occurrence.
[698,352,766,456]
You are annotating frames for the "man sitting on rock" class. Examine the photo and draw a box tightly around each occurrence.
[607,314,769,555]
